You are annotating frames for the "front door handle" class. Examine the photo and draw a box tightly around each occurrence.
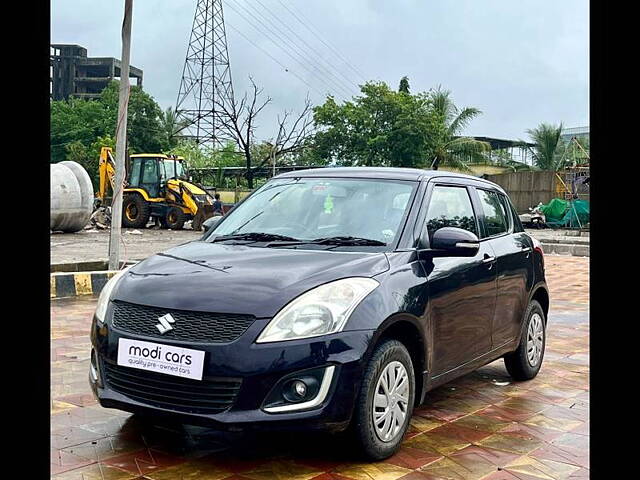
[482,254,496,267]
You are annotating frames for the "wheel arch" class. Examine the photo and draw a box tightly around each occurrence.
[530,283,550,323]
[367,314,427,407]
[124,187,152,201]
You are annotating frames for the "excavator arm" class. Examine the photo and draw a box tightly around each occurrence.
[97,147,118,202]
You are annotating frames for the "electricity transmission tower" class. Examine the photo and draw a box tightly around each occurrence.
[175,0,235,145]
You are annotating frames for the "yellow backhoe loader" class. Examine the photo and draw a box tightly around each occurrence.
[97,147,216,230]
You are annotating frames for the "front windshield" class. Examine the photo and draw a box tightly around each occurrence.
[163,159,185,180]
[210,178,416,245]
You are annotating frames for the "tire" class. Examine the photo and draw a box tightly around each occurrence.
[122,194,150,228]
[165,206,186,230]
[504,300,546,381]
[351,339,415,460]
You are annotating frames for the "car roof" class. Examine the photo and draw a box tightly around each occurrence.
[275,167,505,191]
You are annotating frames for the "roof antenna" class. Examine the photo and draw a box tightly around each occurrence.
[430,157,439,170]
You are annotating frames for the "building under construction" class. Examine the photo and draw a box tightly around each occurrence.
[50,44,143,101]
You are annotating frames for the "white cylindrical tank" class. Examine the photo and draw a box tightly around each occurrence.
[50,161,94,232]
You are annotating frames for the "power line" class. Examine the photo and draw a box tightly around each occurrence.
[226,0,351,99]
[225,0,353,99]
[248,0,360,96]
[226,21,324,98]
[278,0,368,84]
[242,0,357,96]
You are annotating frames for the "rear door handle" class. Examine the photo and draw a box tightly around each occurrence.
[521,247,532,252]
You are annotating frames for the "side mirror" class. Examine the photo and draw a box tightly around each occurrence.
[201,216,223,239]
[421,227,480,258]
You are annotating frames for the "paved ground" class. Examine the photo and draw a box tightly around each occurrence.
[51,229,202,265]
[51,228,585,266]
[51,255,589,479]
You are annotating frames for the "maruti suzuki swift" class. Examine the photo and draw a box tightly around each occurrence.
[90,167,548,460]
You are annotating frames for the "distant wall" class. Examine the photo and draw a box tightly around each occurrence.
[486,171,560,213]
[440,164,511,176]
[213,189,251,204]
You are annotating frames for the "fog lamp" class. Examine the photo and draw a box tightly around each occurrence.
[292,380,307,398]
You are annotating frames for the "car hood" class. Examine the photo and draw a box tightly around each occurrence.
[112,241,390,318]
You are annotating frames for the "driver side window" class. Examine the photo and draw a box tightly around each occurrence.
[424,185,477,241]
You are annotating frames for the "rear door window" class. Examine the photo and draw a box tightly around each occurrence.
[425,185,478,240]
[477,189,509,238]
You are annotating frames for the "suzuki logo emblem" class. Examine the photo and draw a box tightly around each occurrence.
[156,313,176,334]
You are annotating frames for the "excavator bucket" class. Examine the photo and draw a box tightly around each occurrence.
[192,203,216,231]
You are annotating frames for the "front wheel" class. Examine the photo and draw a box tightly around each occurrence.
[164,207,186,230]
[351,339,415,460]
[504,300,546,380]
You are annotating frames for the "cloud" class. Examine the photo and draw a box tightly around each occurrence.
[51,0,588,141]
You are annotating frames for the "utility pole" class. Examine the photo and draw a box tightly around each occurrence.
[272,145,276,178]
[108,0,133,270]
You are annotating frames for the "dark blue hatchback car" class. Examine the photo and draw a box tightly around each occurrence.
[90,167,549,460]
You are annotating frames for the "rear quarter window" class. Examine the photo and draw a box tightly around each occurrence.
[477,189,509,238]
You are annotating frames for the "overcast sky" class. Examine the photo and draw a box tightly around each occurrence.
[52,0,589,141]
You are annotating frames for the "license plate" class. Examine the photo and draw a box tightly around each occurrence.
[117,338,205,381]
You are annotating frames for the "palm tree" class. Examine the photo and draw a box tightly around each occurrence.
[428,88,491,170]
[525,122,564,170]
[160,107,191,149]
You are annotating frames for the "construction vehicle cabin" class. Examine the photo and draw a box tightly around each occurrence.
[97,147,216,231]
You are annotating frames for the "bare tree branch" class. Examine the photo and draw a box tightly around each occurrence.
[212,78,315,187]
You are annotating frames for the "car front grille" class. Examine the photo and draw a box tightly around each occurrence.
[111,300,255,343]
[102,361,242,414]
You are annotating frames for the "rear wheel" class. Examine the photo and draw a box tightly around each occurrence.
[122,194,150,228]
[165,206,186,230]
[504,300,546,380]
[351,339,415,460]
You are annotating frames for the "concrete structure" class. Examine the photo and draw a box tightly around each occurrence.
[561,126,589,142]
[50,44,143,100]
[50,161,94,233]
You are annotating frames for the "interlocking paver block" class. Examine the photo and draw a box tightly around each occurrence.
[51,256,589,480]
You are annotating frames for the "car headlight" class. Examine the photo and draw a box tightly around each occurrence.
[256,277,379,343]
[94,266,132,324]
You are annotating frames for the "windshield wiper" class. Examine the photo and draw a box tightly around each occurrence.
[210,232,301,243]
[310,236,387,246]
[267,236,387,247]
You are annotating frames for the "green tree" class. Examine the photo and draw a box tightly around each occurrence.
[314,82,431,167]
[51,81,170,186]
[50,98,110,164]
[399,76,410,94]
[313,82,487,170]
[168,140,243,170]
[524,122,564,170]
[160,107,191,149]
[427,87,491,170]
[98,81,166,153]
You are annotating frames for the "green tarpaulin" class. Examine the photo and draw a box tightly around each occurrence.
[540,198,589,228]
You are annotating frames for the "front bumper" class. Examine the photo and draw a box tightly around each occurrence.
[90,309,375,432]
